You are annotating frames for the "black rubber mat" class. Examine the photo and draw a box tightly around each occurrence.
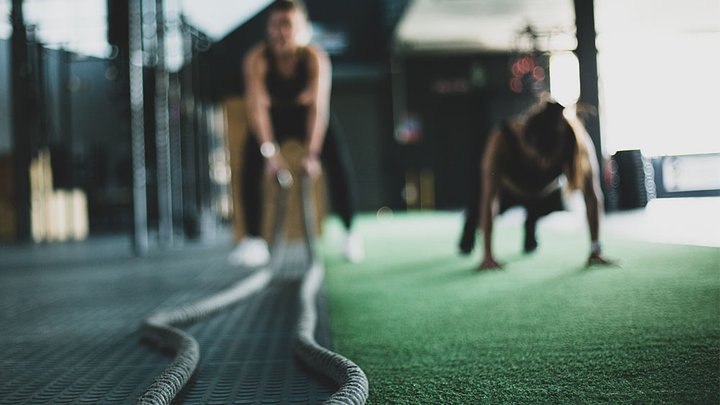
[0,237,335,404]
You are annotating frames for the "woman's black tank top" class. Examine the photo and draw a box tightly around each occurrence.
[500,121,568,194]
[265,46,309,141]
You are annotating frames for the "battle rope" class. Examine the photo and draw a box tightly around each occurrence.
[293,175,370,405]
[136,170,369,405]
[136,170,292,405]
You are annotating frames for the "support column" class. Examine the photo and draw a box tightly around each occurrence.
[180,20,199,238]
[127,0,150,253]
[573,0,604,168]
[154,0,175,246]
[10,0,32,241]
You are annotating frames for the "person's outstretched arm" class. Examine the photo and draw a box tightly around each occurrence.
[480,130,503,270]
[300,46,331,177]
[244,45,285,173]
[580,132,614,265]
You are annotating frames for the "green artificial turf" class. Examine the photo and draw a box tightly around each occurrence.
[321,212,720,404]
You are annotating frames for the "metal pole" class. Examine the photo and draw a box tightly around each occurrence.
[154,0,174,246]
[180,19,199,238]
[169,70,184,243]
[195,58,212,233]
[10,0,32,241]
[129,0,149,253]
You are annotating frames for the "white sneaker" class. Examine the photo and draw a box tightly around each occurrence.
[228,237,270,267]
[343,232,365,263]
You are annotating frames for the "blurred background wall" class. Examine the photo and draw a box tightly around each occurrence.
[0,0,718,249]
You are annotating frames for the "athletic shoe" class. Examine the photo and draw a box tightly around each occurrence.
[343,232,365,263]
[228,237,270,267]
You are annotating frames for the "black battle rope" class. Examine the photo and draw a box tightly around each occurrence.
[136,170,293,405]
[294,175,370,405]
[136,171,369,405]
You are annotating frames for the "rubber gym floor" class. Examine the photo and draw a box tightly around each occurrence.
[1,198,719,404]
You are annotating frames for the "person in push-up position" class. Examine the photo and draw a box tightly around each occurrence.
[459,99,614,270]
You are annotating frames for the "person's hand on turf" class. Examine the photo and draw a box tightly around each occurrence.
[479,255,503,270]
[587,252,618,267]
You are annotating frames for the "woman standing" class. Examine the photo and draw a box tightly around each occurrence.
[229,0,364,266]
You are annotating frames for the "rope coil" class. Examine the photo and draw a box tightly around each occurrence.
[136,170,368,404]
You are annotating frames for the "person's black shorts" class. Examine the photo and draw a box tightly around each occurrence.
[498,186,565,218]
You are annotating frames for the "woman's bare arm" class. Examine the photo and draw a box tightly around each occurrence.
[480,129,503,269]
[303,46,331,159]
[243,45,286,173]
[579,132,616,265]
[244,45,274,145]
[581,132,602,244]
